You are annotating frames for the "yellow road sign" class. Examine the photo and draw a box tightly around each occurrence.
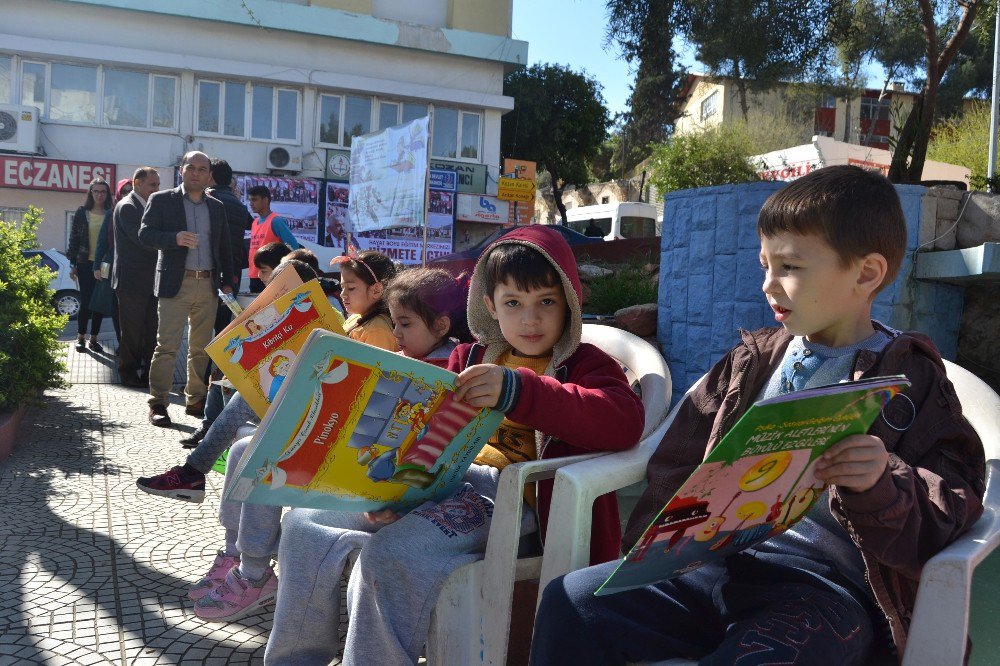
[497,177,536,202]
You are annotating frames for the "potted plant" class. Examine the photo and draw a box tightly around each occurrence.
[0,206,67,462]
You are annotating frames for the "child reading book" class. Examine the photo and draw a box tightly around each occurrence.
[182,258,401,622]
[262,227,645,665]
[529,166,986,666]
[331,248,398,351]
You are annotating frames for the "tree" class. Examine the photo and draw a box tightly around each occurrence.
[676,0,832,119]
[927,100,992,188]
[884,0,983,182]
[501,64,611,224]
[648,124,761,195]
[606,0,687,174]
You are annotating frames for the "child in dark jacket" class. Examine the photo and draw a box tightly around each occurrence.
[530,165,985,666]
[263,226,644,665]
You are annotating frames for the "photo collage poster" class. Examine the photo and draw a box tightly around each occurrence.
[234,175,320,244]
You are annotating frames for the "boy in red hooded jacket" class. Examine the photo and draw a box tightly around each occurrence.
[261,225,644,665]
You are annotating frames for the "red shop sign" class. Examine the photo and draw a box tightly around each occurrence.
[0,156,116,193]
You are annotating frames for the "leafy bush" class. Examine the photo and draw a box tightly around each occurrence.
[649,124,761,195]
[927,101,990,190]
[584,261,659,314]
[0,206,67,412]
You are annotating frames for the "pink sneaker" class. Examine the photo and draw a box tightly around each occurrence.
[188,550,240,601]
[194,566,277,622]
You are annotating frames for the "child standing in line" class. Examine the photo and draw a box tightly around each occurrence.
[529,166,986,666]
[263,227,645,665]
[186,253,399,622]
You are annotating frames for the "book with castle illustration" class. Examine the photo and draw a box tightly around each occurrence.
[206,270,346,418]
[226,329,505,513]
[596,375,911,596]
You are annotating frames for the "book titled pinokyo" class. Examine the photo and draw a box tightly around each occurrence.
[226,329,505,513]
[597,375,911,596]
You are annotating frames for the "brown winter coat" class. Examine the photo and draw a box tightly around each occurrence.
[625,324,985,660]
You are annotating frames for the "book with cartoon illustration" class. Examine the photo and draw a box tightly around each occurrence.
[596,375,911,596]
[225,329,505,513]
[206,274,346,418]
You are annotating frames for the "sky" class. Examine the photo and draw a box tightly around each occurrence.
[511,0,641,117]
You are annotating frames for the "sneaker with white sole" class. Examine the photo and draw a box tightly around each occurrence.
[189,550,240,601]
[194,566,277,622]
[135,464,205,503]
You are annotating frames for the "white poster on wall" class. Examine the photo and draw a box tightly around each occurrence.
[234,175,320,243]
[347,117,430,233]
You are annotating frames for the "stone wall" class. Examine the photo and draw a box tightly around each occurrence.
[656,182,948,402]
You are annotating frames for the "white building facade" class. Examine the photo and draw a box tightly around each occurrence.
[0,0,526,251]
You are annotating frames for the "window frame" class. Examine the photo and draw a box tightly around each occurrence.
[196,78,300,143]
[700,91,718,121]
[8,54,179,131]
[431,105,482,162]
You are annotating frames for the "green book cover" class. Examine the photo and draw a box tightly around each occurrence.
[597,375,910,596]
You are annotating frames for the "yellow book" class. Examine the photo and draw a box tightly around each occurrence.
[207,276,346,418]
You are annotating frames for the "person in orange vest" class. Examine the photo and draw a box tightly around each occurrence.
[247,185,300,292]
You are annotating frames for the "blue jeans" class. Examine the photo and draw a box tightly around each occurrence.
[186,392,257,474]
[530,554,875,666]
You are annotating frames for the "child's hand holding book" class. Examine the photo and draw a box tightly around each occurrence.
[814,434,890,493]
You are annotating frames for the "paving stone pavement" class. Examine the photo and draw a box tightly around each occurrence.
[0,339,274,665]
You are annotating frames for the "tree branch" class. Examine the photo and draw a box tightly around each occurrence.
[937,0,981,83]
[917,0,940,84]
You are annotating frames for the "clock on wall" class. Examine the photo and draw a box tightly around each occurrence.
[328,153,350,180]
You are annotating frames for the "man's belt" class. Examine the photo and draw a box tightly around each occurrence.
[184,269,213,278]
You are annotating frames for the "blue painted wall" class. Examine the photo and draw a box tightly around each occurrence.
[657,181,965,403]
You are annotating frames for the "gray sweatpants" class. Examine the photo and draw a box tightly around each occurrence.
[263,464,537,666]
[187,392,258,474]
[220,437,283,574]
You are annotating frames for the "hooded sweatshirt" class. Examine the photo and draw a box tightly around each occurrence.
[447,225,645,564]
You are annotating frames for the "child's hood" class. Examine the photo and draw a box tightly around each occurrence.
[466,225,583,369]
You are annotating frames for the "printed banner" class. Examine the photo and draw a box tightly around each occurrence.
[347,116,430,233]
[233,175,321,243]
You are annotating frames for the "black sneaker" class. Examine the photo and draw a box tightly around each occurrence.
[136,465,206,503]
[180,424,209,449]
[88,339,104,353]
[149,404,171,427]
[75,338,86,352]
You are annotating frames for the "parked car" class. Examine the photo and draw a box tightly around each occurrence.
[22,248,81,320]
[429,224,602,277]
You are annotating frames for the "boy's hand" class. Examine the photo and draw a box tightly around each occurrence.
[814,435,889,493]
[363,509,401,525]
[454,364,504,408]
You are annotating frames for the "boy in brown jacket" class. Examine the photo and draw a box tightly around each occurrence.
[530,166,985,665]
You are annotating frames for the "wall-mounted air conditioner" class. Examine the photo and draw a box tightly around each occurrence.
[0,104,41,154]
[266,145,303,173]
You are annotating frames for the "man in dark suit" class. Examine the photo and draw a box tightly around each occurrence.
[112,167,161,388]
[139,151,234,427]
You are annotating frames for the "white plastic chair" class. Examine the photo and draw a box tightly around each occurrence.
[426,324,673,665]
[638,360,1000,666]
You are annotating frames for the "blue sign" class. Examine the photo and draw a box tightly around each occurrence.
[429,169,458,192]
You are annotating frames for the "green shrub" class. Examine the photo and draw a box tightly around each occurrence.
[927,101,990,190]
[0,206,67,412]
[584,261,659,314]
[649,125,761,196]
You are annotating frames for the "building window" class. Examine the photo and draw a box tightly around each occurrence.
[50,63,98,123]
[378,101,399,130]
[21,61,47,117]
[198,79,298,141]
[0,56,11,104]
[318,93,342,145]
[433,107,481,160]
[343,95,371,146]
[821,94,837,109]
[700,91,718,121]
[860,96,890,121]
[402,102,428,123]
[13,58,177,129]
[0,206,29,226]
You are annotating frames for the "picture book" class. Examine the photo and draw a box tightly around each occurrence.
[206,277,346,418]
[596,375,911,596]
[225,329,505,513]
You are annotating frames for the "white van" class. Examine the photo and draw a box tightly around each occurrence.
[564,202,659,241]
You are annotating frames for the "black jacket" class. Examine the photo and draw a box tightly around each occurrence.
[111,192,157,294]
[137,186,234,298]
[208,185,253,273]
[66,206,111,267]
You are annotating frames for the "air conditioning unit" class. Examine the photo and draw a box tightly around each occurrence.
[0,104,41,154]
[265,144,303,173]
